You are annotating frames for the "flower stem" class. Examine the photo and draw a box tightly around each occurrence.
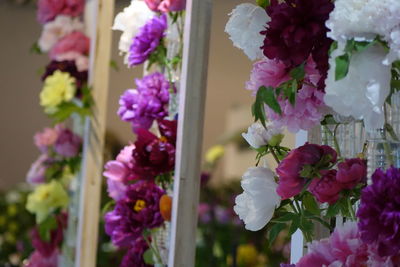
[270,147,281,164]
[143,232,163,264]
[346,197,356,221]
[323,125,341,157]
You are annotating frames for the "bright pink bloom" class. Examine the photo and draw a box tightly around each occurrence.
[309,170,342,204]
[50,31,90,59]
[34,127,59,152]
[25,249,59,267]
[144,0,186,12]
[336,158,367,189]
[246,58,290,95]
[37,0,84,24]
[276,143,337,199]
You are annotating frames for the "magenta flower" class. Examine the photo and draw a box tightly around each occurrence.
[54,125,82,157]
[25,249,59,267]
[357,167,400,257]
[128,14,167,66]
[309,170,342,204]
[37,0,84,24]
[118,72,170,132]
[246,58,290,95]
[336,158,367,190]
[104,181,165,248]
[120,238,151,267]
[144,0,186,12]
[262,0,333,83]
[276,143,337,199]
[50,31,90,59]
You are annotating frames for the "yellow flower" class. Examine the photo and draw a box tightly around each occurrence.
[237,244,259,267]
[26,180,69,223]
[40,70,76,113]
[205,145,225,164]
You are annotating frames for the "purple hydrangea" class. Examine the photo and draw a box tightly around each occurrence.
[357,167,400,257]
[118,72,170,132]
[104,181,165,248]
[128,14,167,66]
[120,238,151,267]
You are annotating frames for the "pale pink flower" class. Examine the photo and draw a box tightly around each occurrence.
[55,52,89,71]
[34,127,59,152]
[50,31,90,59]
[37,0,84,24]
[144,0,186,12]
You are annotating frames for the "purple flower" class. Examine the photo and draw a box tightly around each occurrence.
[26,155,50,185]
[357,167,400,257]
[42,60,88,90]
[104,181,165,248]
[128,14,167,66]
[118,72,170,132]
[120,238,151,267]
[54,125,82,157]
[280,264,295,267]
[309,170,342,204]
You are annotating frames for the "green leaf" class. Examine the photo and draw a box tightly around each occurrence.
[320,114,338,126]
[30,42,42,54]
[303,193,320,216]
[272,212,296,223]
[268,223,286,246]
[109,60,119,71]
[299,216,314,234]
[143,249,155,265]
[290,63,305,80]
[335,54,350,81]
[326,200,341,218]
[259,86,282,115]
[329,41,338,56]
[256,0,270,8]
[289,80,297,105]
[38,216,58,241]
[289,216,300,235]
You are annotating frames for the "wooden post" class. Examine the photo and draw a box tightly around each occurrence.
[168,0,212,266]
[75,0,114,266]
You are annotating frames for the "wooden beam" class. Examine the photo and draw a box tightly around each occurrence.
[168,0,213,266]
[75,1,114,266]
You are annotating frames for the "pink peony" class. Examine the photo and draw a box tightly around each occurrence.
[309,170,342,204]
[336,158,367,190]
[265,59,327,133]
[34,127,59,152]
[144,0,186,12]
[37,0,85,24]
[276,143,337,199]
[246,58,290,95]
[50,31,90,59]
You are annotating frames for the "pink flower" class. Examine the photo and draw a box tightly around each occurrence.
[144,0,186,12]
[276,143,337,199]
[55,52,89,72]
[309,170,342,204]
[336,158,367,189]
[50,31,90,59]
[34,127,59,152]
[37,0,85,24]
[25,249,59,267]
[26,155,50,185]
[54,125,82,157]
[246,58,290,95]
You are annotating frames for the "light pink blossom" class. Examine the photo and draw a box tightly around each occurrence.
[37,0,84,24]
[50,31,90,59]
[144,0,186,12]
[34,127,58,152]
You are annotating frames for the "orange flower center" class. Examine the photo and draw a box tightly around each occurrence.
[134,200,146,212]
[159,136,168,143]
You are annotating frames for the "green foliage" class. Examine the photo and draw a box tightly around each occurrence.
[30,42,42,55]
[38,216,58,241]
[143,249,155,265]
[256,0,270,8]
[252,86,281,127]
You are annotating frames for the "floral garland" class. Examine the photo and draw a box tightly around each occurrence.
[23,0,92,266]
[226,0,400,266]
[102,0,185,266]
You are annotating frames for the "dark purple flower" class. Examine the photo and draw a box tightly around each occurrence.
[120,238,151,267]
[357,167,400,257]
[104,181,165,248]
[262,0,333,88]
[128,14,167,66]
[309,170,342,204]
[280,264,296,267]
[42,60,88,89]
[118,72,170,132]
[336,158,367,189]
[276,143,337,199]
[54,125,82,157]
[132,120,177,179]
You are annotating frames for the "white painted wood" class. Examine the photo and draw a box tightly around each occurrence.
[168,0,213,266]
[75,1,114,266]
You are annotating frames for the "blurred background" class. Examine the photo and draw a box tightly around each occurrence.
[0,0,294,266]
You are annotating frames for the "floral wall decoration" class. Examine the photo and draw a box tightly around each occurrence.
[102,0,185,266]
[226,0,400,266]
[23,0,92,265]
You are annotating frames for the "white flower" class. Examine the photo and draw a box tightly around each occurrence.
[234,167,281,231]
[112,0,155,62]
[38,15,84,52]
[225,3,270,61]
[326,0,400,63]
[324,44,391,132]
[242,122,283,149]
[55,52,89,72]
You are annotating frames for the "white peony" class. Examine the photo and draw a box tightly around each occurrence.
[242,122,283,149]
[326,0,400,63]
[225,3,270,61]
[38,15,84,52]
[112,0,155,63]
[234,167,281,231]
[324,44,391,132]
